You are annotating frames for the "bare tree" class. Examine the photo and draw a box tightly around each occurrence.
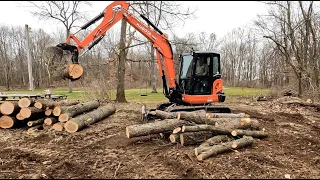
[25,1,92,92]
[132,1,196,93]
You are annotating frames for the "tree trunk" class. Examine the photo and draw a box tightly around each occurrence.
[0,101,20,115]
[195,135,233,156]
[45,109,52,116]
[64,104,116,133]
[116,19,127,103]
[197,136,254,161]
[150,43,157,93]
[126,119,191,138]
[27,117,46,127]
[58,100,100,122]
[206,113,249,118]
[180,131,215,146]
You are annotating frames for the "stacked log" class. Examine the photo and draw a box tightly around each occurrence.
[126,109,268,161]
[0,98,115,133]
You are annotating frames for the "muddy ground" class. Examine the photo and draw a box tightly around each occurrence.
[0,96,319,179]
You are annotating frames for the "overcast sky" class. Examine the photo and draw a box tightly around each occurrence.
[0,1,268,39]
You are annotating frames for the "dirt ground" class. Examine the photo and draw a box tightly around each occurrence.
[0,96,319,179]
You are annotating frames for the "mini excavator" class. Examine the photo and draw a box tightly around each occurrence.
[46,1,231,120]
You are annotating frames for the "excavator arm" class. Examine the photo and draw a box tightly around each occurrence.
[56,1,178,100]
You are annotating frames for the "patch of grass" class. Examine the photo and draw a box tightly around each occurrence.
[223,87,269,97]
[3,87,269,102]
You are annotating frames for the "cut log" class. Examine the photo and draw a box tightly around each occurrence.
[62,64,84,80]
[172,127,182,134]
[45,109,52,116]
[0,116,19,128]
[42,124,52,130]
[180,131,215,146]
[27,118,46,127]
[231,129,268,138]
[51,122,65,131]
[197,136,254,161]
[16,113,25,120]
[58,100,100,122]
[0,101,20,115]
[169,133,181,143]
[206,113,249,118]
[195,135,233,156]
[20,107,44,119]
[35,99,80,110]
[64,104,116,133]
[56,99,80,106]
[44,117,58,126]
[126,118,191,138]
[206,117,261,130]
[18,97,35,108]
[182,125,233,135]
[178,110,207,124]
[52,106,62,116]
[34,99,56,110]
[27,124,43,134]
[149,110,179,120]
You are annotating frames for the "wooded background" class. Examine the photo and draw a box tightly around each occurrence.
[0,1,319,100]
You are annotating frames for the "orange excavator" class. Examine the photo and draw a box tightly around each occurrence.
[48,1,231,119]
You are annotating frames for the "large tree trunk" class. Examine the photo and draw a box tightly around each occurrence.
[52,122,65,131]
[58,100,100,122]
[116,19,127,103]
[197,136,254,161]
[126,119,191,138]
[208,117,261,130]
[64,104,116,133]
[149,110,179,120]
[0,116,20,128]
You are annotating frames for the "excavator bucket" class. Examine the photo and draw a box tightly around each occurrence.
[43,46,84,81]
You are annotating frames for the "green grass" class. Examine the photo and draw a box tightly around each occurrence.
[3,87,269,103]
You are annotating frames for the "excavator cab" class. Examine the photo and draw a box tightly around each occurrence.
[179,51,224,98]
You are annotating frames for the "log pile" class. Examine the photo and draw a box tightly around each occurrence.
[125,109,268,161]
[0,98,116,133]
